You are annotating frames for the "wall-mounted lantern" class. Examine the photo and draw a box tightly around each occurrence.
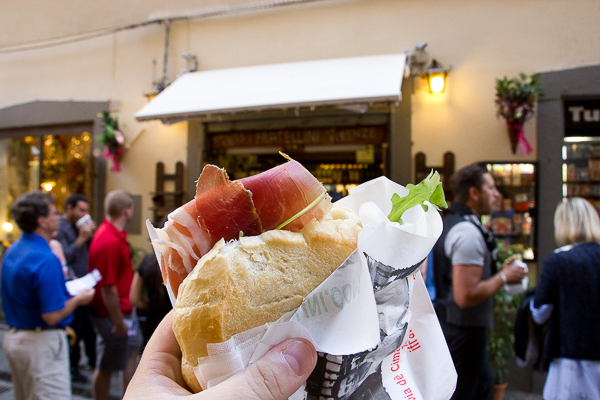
[409,43,452,94]
[423,59,451,94]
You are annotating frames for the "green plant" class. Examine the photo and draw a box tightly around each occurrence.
[495,73,543,125]
[494,73,543,155]
[488,243,525,385]
[97,111,126,172]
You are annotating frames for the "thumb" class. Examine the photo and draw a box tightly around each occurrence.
[199,338,317,400]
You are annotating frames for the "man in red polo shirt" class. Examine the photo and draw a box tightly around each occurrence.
[89,190,142,400]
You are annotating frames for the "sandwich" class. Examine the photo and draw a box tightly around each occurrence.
[150,156,363,392]
[173,205,362,392]
[152,155,334,298]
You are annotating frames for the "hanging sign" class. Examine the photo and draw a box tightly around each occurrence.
[564,98,600,138]
[356,145,375,164]
[209,126,387,149]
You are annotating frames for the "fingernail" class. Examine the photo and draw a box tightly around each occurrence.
[282,340,313,376]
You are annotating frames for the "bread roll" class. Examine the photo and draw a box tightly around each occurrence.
[172,206,362,392]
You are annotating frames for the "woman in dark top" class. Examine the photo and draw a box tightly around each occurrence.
[130,252,172,347]
[532,197,600,399]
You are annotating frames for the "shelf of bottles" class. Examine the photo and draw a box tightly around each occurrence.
[206,152,385,202]
[562,142,600,214]
[308,163,385,202]
[483,163,536,261]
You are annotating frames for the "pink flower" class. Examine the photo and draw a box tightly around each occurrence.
[114,130,125,145]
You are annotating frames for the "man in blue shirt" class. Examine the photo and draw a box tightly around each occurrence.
[1,191,95,400]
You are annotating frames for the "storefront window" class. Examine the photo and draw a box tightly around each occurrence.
[41,132,93,211]
[0,136,40,243]
[0,132,93,247]
[205,125,388,202]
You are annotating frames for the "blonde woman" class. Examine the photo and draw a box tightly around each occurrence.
[531,197,600,400]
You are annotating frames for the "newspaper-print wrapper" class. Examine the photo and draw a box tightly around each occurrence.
[146,176,457,400]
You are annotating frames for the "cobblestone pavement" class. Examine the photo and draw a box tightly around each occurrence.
[505,390,543,400]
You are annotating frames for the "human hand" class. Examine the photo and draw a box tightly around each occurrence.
[124,311,317,400]
[75,288,95,306]
[501,263,528,284]
[78,221,95,241]
[113,319,129,338]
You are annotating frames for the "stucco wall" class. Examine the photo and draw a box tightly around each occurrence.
[2,0,600,250]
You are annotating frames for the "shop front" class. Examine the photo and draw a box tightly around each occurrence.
[135,54,412,198]
[0,101,107,250]
[537,64,600,265]
[205,115,389,201]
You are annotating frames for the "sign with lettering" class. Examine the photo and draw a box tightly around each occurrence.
[564,98,600,137]
[356,145,375,164]
[209,126,387,149]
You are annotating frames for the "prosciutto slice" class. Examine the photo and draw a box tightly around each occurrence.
[152,201,212,297]
[195,165,263,241]
[152,158,332,298]
[239,160,332,231]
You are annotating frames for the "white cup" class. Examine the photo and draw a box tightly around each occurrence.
[76,214,92,229]
[504,259,528,295]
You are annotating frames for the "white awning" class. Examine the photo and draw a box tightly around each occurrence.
[134,53,406,123]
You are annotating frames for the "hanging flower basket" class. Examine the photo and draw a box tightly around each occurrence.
[97,111,126,172]
[495,73,543,155]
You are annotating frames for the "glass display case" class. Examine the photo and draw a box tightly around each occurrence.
[483,162,537,261]
[0,132,94,244]
[562,141,600,214]
[205,146,386,202]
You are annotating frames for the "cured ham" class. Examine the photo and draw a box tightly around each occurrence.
[195,165,263,241]
[239,160,331,231]
[152,201,212,297]
[151,157,332,298]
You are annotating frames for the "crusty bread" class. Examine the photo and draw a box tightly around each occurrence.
[172,206,362,392]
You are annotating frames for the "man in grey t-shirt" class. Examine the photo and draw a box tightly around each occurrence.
[433,163,527,400]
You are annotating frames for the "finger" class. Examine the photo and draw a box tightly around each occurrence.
[125,312,191,398]
[143,311,182,359]
[200,338,317,400]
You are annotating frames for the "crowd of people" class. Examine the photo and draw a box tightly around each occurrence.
[433,163,527,399]
[1,161,599,399]
[0,188,319,400]
[431,162,600,400]
[0,190,171,400]
[1,191,96,399]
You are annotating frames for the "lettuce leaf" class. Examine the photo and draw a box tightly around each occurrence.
[387,170,448,224]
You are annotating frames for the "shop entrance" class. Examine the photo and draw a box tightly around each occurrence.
[204,115,390,201]
[0,100,108,248]
[0,126,94,240]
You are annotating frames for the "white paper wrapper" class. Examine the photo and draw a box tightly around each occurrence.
[504,259,529,295]
[146,176,457,400]
[65,268,102,296]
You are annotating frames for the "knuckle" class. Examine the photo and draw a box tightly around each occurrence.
[245,362,285,400]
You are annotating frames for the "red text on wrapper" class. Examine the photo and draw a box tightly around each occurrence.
[391,348,402,372]
[390,355,417,399]
[401,329,421,353]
